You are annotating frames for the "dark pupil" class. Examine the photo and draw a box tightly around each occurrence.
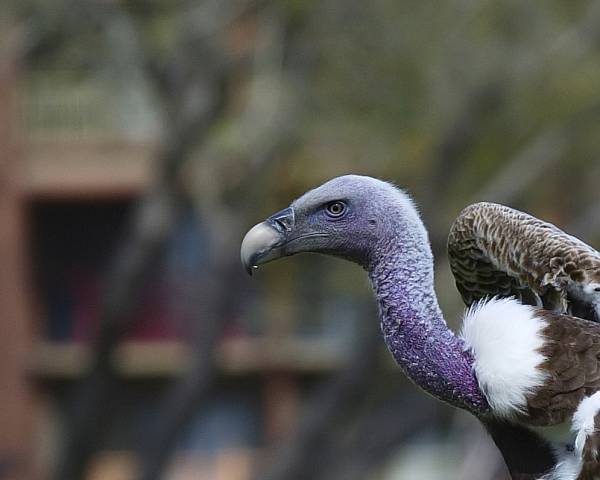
[329,202,343,215]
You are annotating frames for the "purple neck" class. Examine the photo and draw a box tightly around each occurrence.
[367,228,489,415]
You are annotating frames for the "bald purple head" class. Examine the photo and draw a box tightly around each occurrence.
[272,175,427,268]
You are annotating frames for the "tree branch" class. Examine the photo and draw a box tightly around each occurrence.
[52,2,231,479]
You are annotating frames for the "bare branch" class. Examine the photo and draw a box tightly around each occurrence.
[327,391,446,480]
[52,2,232,479]
[256,320,381,480]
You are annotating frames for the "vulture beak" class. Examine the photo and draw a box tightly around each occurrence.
[241,207,295,275]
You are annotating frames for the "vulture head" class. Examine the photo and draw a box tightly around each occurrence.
[241,174,424,274]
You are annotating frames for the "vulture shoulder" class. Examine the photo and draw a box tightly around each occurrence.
[461,298,600,426]
[523,310,600,427]
[461,298,600,479]
[448,202,600,322]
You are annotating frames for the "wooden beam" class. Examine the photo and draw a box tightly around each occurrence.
[21,141,157,200]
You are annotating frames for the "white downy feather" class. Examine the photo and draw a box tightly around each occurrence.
[460,297,548,419]
[541,392,600,480]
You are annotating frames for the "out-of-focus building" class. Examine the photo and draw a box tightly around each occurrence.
[0,20,366,480]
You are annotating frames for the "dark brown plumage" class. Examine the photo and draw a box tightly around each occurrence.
[523,311,600,426]
[482,418,556,479]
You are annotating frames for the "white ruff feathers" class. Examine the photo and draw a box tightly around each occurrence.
[543,392,600,480]
[543,447,582,480]
[573,391,600,457]
[460,297,548,418]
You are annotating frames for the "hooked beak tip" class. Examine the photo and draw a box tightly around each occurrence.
[246,264,258,276]
[240,220,287,276]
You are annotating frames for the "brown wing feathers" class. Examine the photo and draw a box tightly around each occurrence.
[448,202,600,321]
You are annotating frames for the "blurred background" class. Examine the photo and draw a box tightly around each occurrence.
[1,1,599,479]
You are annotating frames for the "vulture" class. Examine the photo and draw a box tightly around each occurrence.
[240,175,600,480]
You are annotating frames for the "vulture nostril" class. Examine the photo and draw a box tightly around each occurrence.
[267,207,295,233]
[275,219,289,231]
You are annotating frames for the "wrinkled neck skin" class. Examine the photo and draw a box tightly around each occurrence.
[366,216,489,415]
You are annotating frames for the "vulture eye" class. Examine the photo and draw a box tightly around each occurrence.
[325,201,346,218]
